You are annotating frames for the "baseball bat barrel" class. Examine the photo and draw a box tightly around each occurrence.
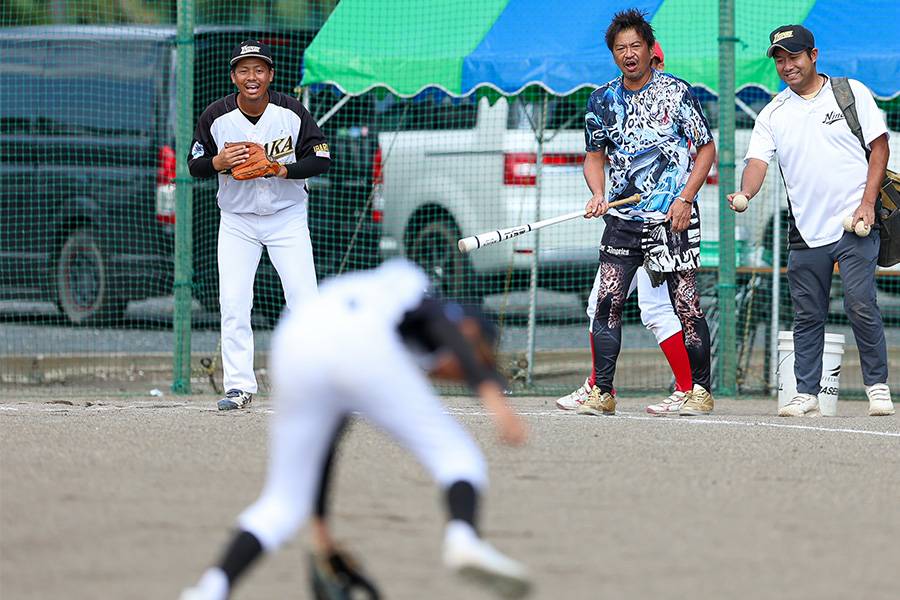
[457,193,639,253]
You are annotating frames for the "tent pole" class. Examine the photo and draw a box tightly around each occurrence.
[314,93,353,127]
[526,91,549,386]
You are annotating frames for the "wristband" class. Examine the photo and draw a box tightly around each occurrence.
[677,196,693,204]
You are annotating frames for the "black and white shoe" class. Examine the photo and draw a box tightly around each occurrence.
[217,389,252,411]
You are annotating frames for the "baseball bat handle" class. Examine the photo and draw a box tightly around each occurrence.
[457,193,640,253]
[606,193,641,208]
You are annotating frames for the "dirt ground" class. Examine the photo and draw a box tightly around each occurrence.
[1,392,898,600]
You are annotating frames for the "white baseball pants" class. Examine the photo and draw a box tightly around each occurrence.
[586,266,682,343]
[217,202,318,394]
[237,312,488,552]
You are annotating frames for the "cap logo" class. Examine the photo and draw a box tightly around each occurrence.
[241,45,262,55]
[772,31,794,43]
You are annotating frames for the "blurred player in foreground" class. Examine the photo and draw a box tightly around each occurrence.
[179,258,531,600]
[556,40,695,415]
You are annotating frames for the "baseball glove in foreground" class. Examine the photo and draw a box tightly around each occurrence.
[310,548,381,600]
[228,142,281,180]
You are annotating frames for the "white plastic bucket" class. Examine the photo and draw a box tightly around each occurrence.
[777,331,845,416]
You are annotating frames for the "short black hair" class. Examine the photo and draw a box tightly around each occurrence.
[605,8,655,52]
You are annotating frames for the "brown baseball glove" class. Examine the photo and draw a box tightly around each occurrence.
[227,142,281,180]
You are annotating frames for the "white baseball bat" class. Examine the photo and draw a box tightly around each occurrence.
[457,194,640,253]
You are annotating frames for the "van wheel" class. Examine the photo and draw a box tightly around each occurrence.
[408,220,482,305]
[55,229,125,326]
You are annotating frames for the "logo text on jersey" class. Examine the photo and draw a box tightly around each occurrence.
[823,111,846,125]
[313,143,331,159]
[599,244,630,256]
[265,136,295,161]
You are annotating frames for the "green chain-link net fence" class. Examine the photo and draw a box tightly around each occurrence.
[2,0,898,401]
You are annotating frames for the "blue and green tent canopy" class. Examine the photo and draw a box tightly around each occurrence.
[301,0,900,104]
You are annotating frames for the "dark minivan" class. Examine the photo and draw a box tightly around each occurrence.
[0,25,380,326]
[1,26,179,325]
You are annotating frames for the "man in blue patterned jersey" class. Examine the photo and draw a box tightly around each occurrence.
[578,8,716,417]
[187,40,331,411]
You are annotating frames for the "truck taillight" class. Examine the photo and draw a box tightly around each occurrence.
[156,145,176,186]
[504,153,536,185]
[372,146,384,186]
[156,145,177,225]
[372,146,384,223]
[503,153,584,186]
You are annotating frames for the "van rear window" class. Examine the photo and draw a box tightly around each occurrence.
[507,97,583,131]
[0,38,164,137]
[375,94,477,131]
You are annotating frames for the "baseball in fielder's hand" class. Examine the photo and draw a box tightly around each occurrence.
[731,194,749,212]
[727,192,750,213]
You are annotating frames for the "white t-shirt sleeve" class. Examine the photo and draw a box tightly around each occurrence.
[744,102,778,165]
[849,79,890,149]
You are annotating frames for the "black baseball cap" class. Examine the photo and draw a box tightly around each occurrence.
[767,25,815,57]
[230,40,273,67]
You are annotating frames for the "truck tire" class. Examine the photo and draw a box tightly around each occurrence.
[408,219,483,305]
[54,228,126,326]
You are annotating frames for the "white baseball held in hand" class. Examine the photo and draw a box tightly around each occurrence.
[732,194,749,212]
[843,216,871,237]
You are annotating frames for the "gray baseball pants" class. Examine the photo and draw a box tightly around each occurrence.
[787,231,888,394]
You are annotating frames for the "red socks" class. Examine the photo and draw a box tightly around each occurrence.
[587,332,692,393]
[659,333,692,392]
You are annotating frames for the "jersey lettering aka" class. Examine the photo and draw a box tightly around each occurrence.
[266,136,294,161]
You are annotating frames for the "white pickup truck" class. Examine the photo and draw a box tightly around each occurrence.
[374,93,900,303]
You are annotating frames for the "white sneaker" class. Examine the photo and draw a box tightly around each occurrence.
[865,383,895,416]
[555,376,592,411]
[778,393,820,417]
[443,526,531,599]
[647,390,687,415]
[179,568,228,600]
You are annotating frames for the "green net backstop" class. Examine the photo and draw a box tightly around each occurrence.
[2,0,898,400]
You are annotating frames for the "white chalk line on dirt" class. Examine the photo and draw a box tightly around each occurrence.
[448,408,900,438]
[4,403,898,438]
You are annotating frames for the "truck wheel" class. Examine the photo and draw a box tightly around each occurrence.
[55,229,125,326]
[408,220,482,305]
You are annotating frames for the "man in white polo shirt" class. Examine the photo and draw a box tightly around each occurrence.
[728,24,893,417]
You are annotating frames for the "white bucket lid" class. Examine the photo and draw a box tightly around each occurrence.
[777,330,845,349]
